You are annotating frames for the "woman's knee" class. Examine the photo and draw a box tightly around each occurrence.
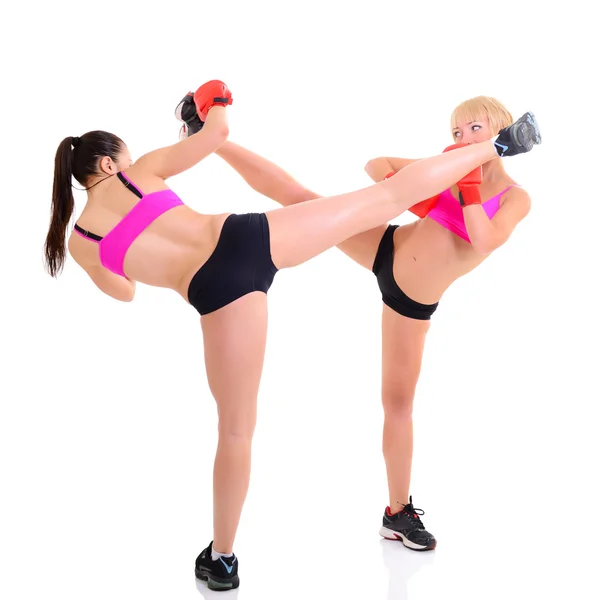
[217,411,257,440]
[382,387,416,419]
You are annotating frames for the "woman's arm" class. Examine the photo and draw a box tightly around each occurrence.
[134,107,229,180]
[463,187,532,254]
[68,238,136,302]
[84,265,136,302]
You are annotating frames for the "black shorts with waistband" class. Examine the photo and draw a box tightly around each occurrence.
[372,225,439,320]
[187,213,278,316]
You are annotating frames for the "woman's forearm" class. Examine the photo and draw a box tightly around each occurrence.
[463,206,501,254]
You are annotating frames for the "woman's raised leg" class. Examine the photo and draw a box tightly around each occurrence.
[215,141,388,271]
[266,139,501,269]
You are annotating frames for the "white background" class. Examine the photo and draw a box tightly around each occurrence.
[1,1,599,599]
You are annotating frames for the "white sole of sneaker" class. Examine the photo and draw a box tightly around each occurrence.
[379,526,436,551]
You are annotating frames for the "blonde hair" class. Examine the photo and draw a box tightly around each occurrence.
[450,96,513,137]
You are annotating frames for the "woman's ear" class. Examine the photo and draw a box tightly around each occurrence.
[98,156,116,175]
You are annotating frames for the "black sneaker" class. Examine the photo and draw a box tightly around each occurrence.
[379,496,437,551]
[175,92,204,140]
[195,541,240,591]
[494,111,541,157]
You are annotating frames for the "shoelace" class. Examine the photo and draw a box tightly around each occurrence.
[402,496,426,529]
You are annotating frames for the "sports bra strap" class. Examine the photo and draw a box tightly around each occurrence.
[74,223,102,241]
[117,172,143,199]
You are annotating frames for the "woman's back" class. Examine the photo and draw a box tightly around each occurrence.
[69,167,228,300]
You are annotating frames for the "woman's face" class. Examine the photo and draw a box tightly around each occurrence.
[452,115,494,144]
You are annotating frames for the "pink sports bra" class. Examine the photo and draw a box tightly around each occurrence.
[426,185,517,242]
[74,171,184,277]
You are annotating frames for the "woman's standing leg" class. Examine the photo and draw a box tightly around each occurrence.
[195,292,268,589]
[381,306,430,511]
[378,305,436,550]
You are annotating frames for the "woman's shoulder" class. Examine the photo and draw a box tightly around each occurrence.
[496,176,530,205]
[119,164,172,195]
[503,183,530,200]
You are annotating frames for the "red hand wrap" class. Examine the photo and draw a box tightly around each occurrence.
[443,143,483,207]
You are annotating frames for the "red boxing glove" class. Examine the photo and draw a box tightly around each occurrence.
[409,195,440,218]
[457,167,482,206]
[443,143,482,207]
[384,171,439,218]
[443,143,466,153]
[193,80,233,121]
